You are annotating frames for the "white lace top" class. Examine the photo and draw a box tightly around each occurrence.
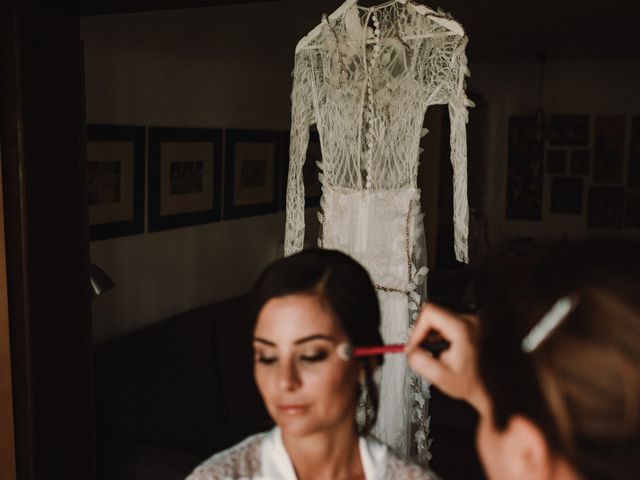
[284,0,471,262]
[185,427,439,479]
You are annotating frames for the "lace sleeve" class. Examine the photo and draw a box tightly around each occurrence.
[384,450,442,479]
[447,35,471,263]
[185,434,264,480]
[284,50,315,256]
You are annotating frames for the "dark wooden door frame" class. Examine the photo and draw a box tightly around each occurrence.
[0,2,277,478]
[0,141,17,480]
[1,4,95,479]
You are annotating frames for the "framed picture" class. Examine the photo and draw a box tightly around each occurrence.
[280,129,322,210]
[593,115,625,183]
[550,176,583,214]
[570,149,590,175]
[548,115,589,146]
[506,116,543,220]
[629,116,640,187]
[625,191,640,228]
[86,124,145,241]
[148,127,223,232]
[587,186,624,229]
[546,149,567,174]
[224,129,282,219]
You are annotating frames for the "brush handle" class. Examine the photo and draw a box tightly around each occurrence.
[352,344,405,356]
[352,335,450,359]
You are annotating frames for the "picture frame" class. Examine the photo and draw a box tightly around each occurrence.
[224,129,282,219]
[545,149,567,174]
[506,116,543,220]
[570,149,590,175]
[280,129,322,210]
[593,115,625,183]
[148,127,223,232]
[548,115,589,146]
[587,186,624,229]
[86,124,145,241]
[629,116,640,187]
[625,191,640,228]
[550,176,583,214]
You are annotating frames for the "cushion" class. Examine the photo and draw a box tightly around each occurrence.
[94,306,227,455]
[206,295,272,432]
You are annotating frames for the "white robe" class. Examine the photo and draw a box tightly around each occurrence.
[186,427,439,480]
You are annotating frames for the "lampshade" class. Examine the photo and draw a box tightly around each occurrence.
[89,263,115,297]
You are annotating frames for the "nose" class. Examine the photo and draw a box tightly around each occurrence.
[277,357,301,392]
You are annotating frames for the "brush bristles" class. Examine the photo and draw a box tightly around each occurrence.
[336,342,353,361]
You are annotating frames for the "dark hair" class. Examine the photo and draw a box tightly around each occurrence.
[478,239,640,479]
[250,248,383,434]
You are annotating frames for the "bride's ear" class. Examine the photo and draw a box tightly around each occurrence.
[503,415,553,480]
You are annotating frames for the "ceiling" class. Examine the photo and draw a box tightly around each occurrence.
[40,0,640,63]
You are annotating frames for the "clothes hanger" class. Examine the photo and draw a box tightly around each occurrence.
[401,0,465,37]
[295,0,463,53]
[295,0,358,53]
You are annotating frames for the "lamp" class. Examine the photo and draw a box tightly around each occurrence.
[89,263,115,297]
[534,49,549,142]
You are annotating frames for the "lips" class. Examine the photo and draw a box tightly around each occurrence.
[277,404,309,415]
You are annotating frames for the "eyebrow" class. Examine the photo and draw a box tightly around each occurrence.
[253,334,336,347]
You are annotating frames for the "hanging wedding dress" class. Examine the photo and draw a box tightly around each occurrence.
[285,0,471,462]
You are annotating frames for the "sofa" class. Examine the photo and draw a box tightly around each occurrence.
[93,294,273,480]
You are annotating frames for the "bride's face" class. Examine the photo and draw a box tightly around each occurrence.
[253,294,362,437]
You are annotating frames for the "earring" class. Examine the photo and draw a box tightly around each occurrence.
[357,373,378,434]
[356,375,369,429]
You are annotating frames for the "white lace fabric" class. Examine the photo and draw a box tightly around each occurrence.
[285,0,471,262]
[321,184,430,459]
[185,428,440,479]
[284,0,471,464]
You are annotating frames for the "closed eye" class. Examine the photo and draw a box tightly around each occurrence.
[300,351,328,363]
[256,355,277,365]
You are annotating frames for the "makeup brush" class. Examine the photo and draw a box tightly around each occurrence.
[336,331,450,360]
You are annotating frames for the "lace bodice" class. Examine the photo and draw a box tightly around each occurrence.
[285,0,471,262]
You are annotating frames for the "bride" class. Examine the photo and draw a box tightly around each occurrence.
[186,249,436,479]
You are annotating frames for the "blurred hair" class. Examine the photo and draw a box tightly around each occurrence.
[478,239,640,479]
[250,248,383,434]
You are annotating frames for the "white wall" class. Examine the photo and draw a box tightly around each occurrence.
[83,4,321,343]
[468,60,640,249]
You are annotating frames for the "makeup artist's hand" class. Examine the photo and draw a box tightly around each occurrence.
[406,303,487,412]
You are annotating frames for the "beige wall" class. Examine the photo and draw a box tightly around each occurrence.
[468,60,640,249]
[82,4,321,344]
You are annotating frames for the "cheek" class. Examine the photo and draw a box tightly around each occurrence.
[309,362,359,404]
[253,360,359,405]
[254,366,274,403]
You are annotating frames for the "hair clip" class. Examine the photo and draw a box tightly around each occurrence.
[521,295,578,353]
